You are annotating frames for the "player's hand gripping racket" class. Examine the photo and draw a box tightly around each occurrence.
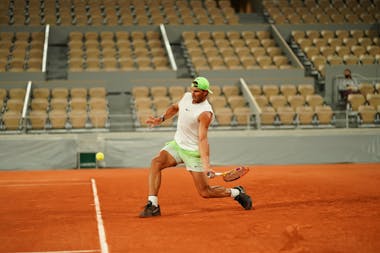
[207,166,249,182]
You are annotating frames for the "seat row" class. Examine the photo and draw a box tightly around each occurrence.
[68,31,170,71]
[292,29,380,77]
[347,93,380,112]
[0,31,45,72]
[1,109,109,130]
[183,30,292,71]
[1,0,238,26]
[0,87,109,131]
[264,0,379,25]
[260,105,335,127]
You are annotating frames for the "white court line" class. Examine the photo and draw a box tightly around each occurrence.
[15,250,100,253]
[0,182,90,187]
[91,178,109,253]
[0,179,87,183]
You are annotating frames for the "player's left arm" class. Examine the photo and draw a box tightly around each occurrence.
[198,111,213,175]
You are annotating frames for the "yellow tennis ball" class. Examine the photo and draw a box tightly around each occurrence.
[96,152,104,161]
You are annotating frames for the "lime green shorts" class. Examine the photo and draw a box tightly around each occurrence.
[162,140,204,172]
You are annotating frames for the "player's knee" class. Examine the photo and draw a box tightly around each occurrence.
[198,186,212,198]
[151,156,165,170]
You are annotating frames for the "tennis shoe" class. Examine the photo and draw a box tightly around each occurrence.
[139,201,161,218]
[233,186,253,210]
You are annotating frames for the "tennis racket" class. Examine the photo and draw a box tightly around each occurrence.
[207,166,250,182]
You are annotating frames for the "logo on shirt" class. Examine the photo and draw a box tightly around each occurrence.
[185,108,190,111]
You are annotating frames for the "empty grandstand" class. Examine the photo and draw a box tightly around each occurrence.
[0,0,379,169]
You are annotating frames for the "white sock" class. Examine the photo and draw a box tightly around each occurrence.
[230,188,240,198]
[148,195,158,207]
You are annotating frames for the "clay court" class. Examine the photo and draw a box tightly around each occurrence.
[0,163,379,253]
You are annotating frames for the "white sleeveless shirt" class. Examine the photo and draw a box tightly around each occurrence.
[174,92,214,151]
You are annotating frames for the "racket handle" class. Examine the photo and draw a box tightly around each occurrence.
[207,171,222,178]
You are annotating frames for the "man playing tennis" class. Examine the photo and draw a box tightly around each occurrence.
[139,77,253,218]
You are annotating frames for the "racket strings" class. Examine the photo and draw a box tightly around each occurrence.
[224,167,249,181]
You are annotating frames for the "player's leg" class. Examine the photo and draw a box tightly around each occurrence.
[189,171,252,210]
[148,149,178,196]
[189,170,230,198]
[140,142,180,218]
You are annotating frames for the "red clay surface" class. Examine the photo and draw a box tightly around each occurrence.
[0,163,379,253]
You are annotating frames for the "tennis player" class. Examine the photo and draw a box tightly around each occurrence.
[140,77,253,218]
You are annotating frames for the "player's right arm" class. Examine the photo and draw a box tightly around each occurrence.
[146,102,179,127]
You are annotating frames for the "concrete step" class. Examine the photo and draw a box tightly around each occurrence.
[46,45,68,80]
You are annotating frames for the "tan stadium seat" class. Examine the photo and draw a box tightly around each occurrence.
[359,83,375,97]
[347,94,366,111]
[152,96,171,111]
[2,110,21,130]
[247,85,261,97]
[136,108,155,127]
[0,88,7,101]
[262,85,279,99]
[288,95,306,110]
[366,94,380,109]
[260,106,276,125]
[296,106,315,125]
[89,87,107,98]
[70,97,88,111]
[297,84,314,99]
[49,110,68,129]
[29,110,48,129]
[70,110,88,128]
[89,97,107,111]
[277,106,296,125]
[50,98,68,111]
[6,99,24,112]
[9,88,26,99]
[233,106,251,125]
[150,86,167,98]
[254,95,269,108]
[358,105,376,124]
[134,97,152,110]
[280,84,297,99]
[214,107,233,126]
[89,109,108,128]
[132,86,150,98]
[222,85,240,97]
[33,88,50,99]
[227,95,246,110]
[168,86,185,100]
[31,98,49,111]
[315,105,334,125]
[52,88,69,99]
[209,95,227,109]
[306,94,324,110]
[71,88,88,99]
[269,94,288,111]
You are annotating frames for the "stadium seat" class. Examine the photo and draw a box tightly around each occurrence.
[2,110,21,130]
[214,107,233,126]
[277,106,296,126]
[260,106,277,125]
[89,109,108,128]
[29,110,48,129]
[358,105,377,124]
[233,106,251,126]
[347,94,366,111]
[296,106,315,125]
[315,105,334,125]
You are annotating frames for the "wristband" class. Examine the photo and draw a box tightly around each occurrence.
[160,114,165,122]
